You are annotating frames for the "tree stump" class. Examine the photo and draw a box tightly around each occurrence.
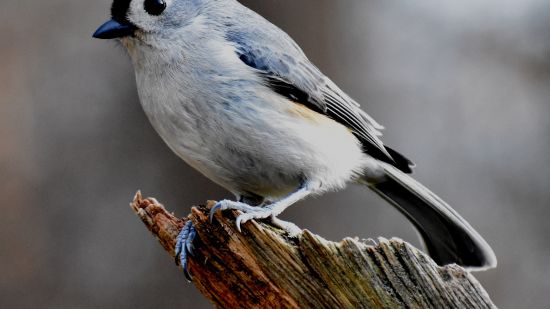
[130,192,496,309]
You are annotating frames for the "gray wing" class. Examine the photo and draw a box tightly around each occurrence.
[225,24,414,172]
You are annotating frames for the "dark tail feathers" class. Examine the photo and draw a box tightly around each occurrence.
[370,163,497,270]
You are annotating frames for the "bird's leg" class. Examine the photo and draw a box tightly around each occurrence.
[235,185,311,232]
[175,220,197,281]
[210,183,315,235]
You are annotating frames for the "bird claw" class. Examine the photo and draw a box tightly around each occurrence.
[209,202,223,223]
[175,220,196,281]
[209,199,303,235]
[235,209,274,232]
[209,199,260,223]
[269,216,302,237]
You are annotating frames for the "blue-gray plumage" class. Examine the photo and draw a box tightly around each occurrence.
[226,28,414,172]
[93,0,497,279]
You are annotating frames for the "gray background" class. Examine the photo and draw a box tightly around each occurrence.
[1,0,549,308]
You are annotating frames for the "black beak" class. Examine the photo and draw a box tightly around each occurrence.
[93,19,136,39]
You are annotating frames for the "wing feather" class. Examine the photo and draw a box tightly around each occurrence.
[225,26,413,173]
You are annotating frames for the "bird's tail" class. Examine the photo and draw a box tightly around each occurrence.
[368,163,497,271]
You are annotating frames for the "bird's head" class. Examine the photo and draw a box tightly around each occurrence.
[93,0,208,41]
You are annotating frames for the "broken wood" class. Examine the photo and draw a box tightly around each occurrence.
[130,192,496,309]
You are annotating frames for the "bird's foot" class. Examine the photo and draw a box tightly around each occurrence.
[210,200,303,236]
[269,216,302,237]
[209,199,260,223]
[233,205,279,232]
[175,220,196,281]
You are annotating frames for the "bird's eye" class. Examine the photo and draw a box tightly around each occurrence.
[144,0,166,16]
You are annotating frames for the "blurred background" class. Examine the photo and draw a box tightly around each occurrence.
[1,0,549,308]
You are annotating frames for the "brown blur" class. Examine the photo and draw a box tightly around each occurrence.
[1,0,549,308]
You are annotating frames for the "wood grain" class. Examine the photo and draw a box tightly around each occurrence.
[130,192,496,309]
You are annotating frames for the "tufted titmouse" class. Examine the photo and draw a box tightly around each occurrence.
[94,0,496,277]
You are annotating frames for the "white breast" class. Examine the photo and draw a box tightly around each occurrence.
[125,29,375,199]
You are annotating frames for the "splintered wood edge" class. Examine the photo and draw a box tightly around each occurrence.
[130,191,187,256]
[129,191,496,309]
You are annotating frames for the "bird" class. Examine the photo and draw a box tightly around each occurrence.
[93,0,497,278]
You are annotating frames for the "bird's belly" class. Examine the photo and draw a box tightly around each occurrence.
[139,87,368,199]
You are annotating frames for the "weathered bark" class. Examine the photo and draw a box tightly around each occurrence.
[130,192,496,309]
